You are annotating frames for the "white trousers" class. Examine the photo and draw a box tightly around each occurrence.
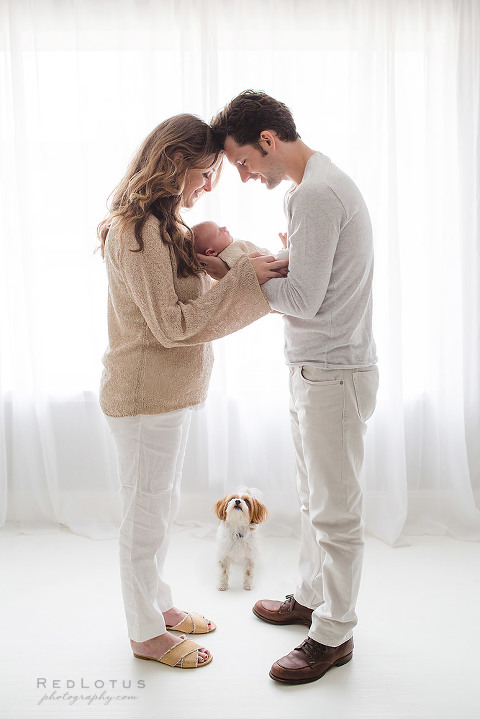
[289,365,379,647]
[105,409,192,642]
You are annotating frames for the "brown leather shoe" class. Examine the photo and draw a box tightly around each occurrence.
[269,636,354,684]
[252,594,313,627]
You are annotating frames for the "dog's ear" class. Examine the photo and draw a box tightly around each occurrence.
[213,497,228,521]
[250,498,268,524]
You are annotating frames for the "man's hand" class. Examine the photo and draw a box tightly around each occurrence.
[249,255,289,285]
[197,254,229,280]
[249,251,288,278]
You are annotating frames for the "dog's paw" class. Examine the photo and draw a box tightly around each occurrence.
[218,584,228,591]
[243,583,253,591]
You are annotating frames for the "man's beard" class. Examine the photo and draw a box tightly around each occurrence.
[264,173,283,190]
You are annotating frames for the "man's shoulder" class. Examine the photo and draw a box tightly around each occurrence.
[287,155,337,213]
[289,154,365,217]
[305,153,357,194]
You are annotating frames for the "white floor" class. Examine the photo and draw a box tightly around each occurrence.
[1,528,480,719]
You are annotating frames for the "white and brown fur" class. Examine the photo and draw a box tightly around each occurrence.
[213,489,268,591]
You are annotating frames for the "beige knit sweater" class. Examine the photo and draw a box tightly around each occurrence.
[99,214,270,417]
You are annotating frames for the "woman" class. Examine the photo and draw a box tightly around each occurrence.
[97,114,287,670]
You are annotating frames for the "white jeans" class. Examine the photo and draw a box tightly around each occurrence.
[105,409,192,642]
[289,365,379,647]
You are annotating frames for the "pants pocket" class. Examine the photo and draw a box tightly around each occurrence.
[300,366,343,386]
[352,367,379,422]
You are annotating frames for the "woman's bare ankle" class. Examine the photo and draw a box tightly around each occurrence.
[162,607,186,626]
[130,631,180,658]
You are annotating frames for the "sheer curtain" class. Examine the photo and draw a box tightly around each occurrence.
[0,0,479,544]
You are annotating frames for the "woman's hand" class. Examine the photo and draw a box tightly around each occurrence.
[197,254,229,280]
[249,254,289,285]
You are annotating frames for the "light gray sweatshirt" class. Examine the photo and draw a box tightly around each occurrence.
[263,152,377,368]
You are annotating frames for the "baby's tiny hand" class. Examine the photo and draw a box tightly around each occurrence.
[278,232,287,248]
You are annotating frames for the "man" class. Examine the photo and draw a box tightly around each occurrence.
[211,91,378,685]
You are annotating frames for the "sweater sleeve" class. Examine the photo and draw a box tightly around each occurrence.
[262,185,344,319]
[116,221,270,348]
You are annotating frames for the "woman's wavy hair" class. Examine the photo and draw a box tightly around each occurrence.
[97,114,222,276]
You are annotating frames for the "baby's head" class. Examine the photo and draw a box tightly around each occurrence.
[192,221,233,256]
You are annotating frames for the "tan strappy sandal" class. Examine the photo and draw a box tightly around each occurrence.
[133,637,212,669]
[165,612,216,634]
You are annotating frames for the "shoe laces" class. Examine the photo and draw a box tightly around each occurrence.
[296,637,328,658]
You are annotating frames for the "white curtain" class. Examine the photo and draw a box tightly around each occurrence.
[0,0,479,545]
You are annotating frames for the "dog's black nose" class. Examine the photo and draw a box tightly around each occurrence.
[235,499,241,505]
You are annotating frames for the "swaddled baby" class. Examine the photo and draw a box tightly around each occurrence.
[192,221,289,269]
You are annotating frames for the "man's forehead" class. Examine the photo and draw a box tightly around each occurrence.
[224,136,248,162]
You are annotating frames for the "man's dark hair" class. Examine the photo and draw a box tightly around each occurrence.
[211,90,299,151]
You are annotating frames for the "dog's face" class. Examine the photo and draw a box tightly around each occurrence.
[214,493,268,527]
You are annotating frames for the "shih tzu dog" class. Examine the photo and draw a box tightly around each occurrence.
[213,488,268,591]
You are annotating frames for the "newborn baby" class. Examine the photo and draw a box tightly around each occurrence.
[192,221,289,269]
